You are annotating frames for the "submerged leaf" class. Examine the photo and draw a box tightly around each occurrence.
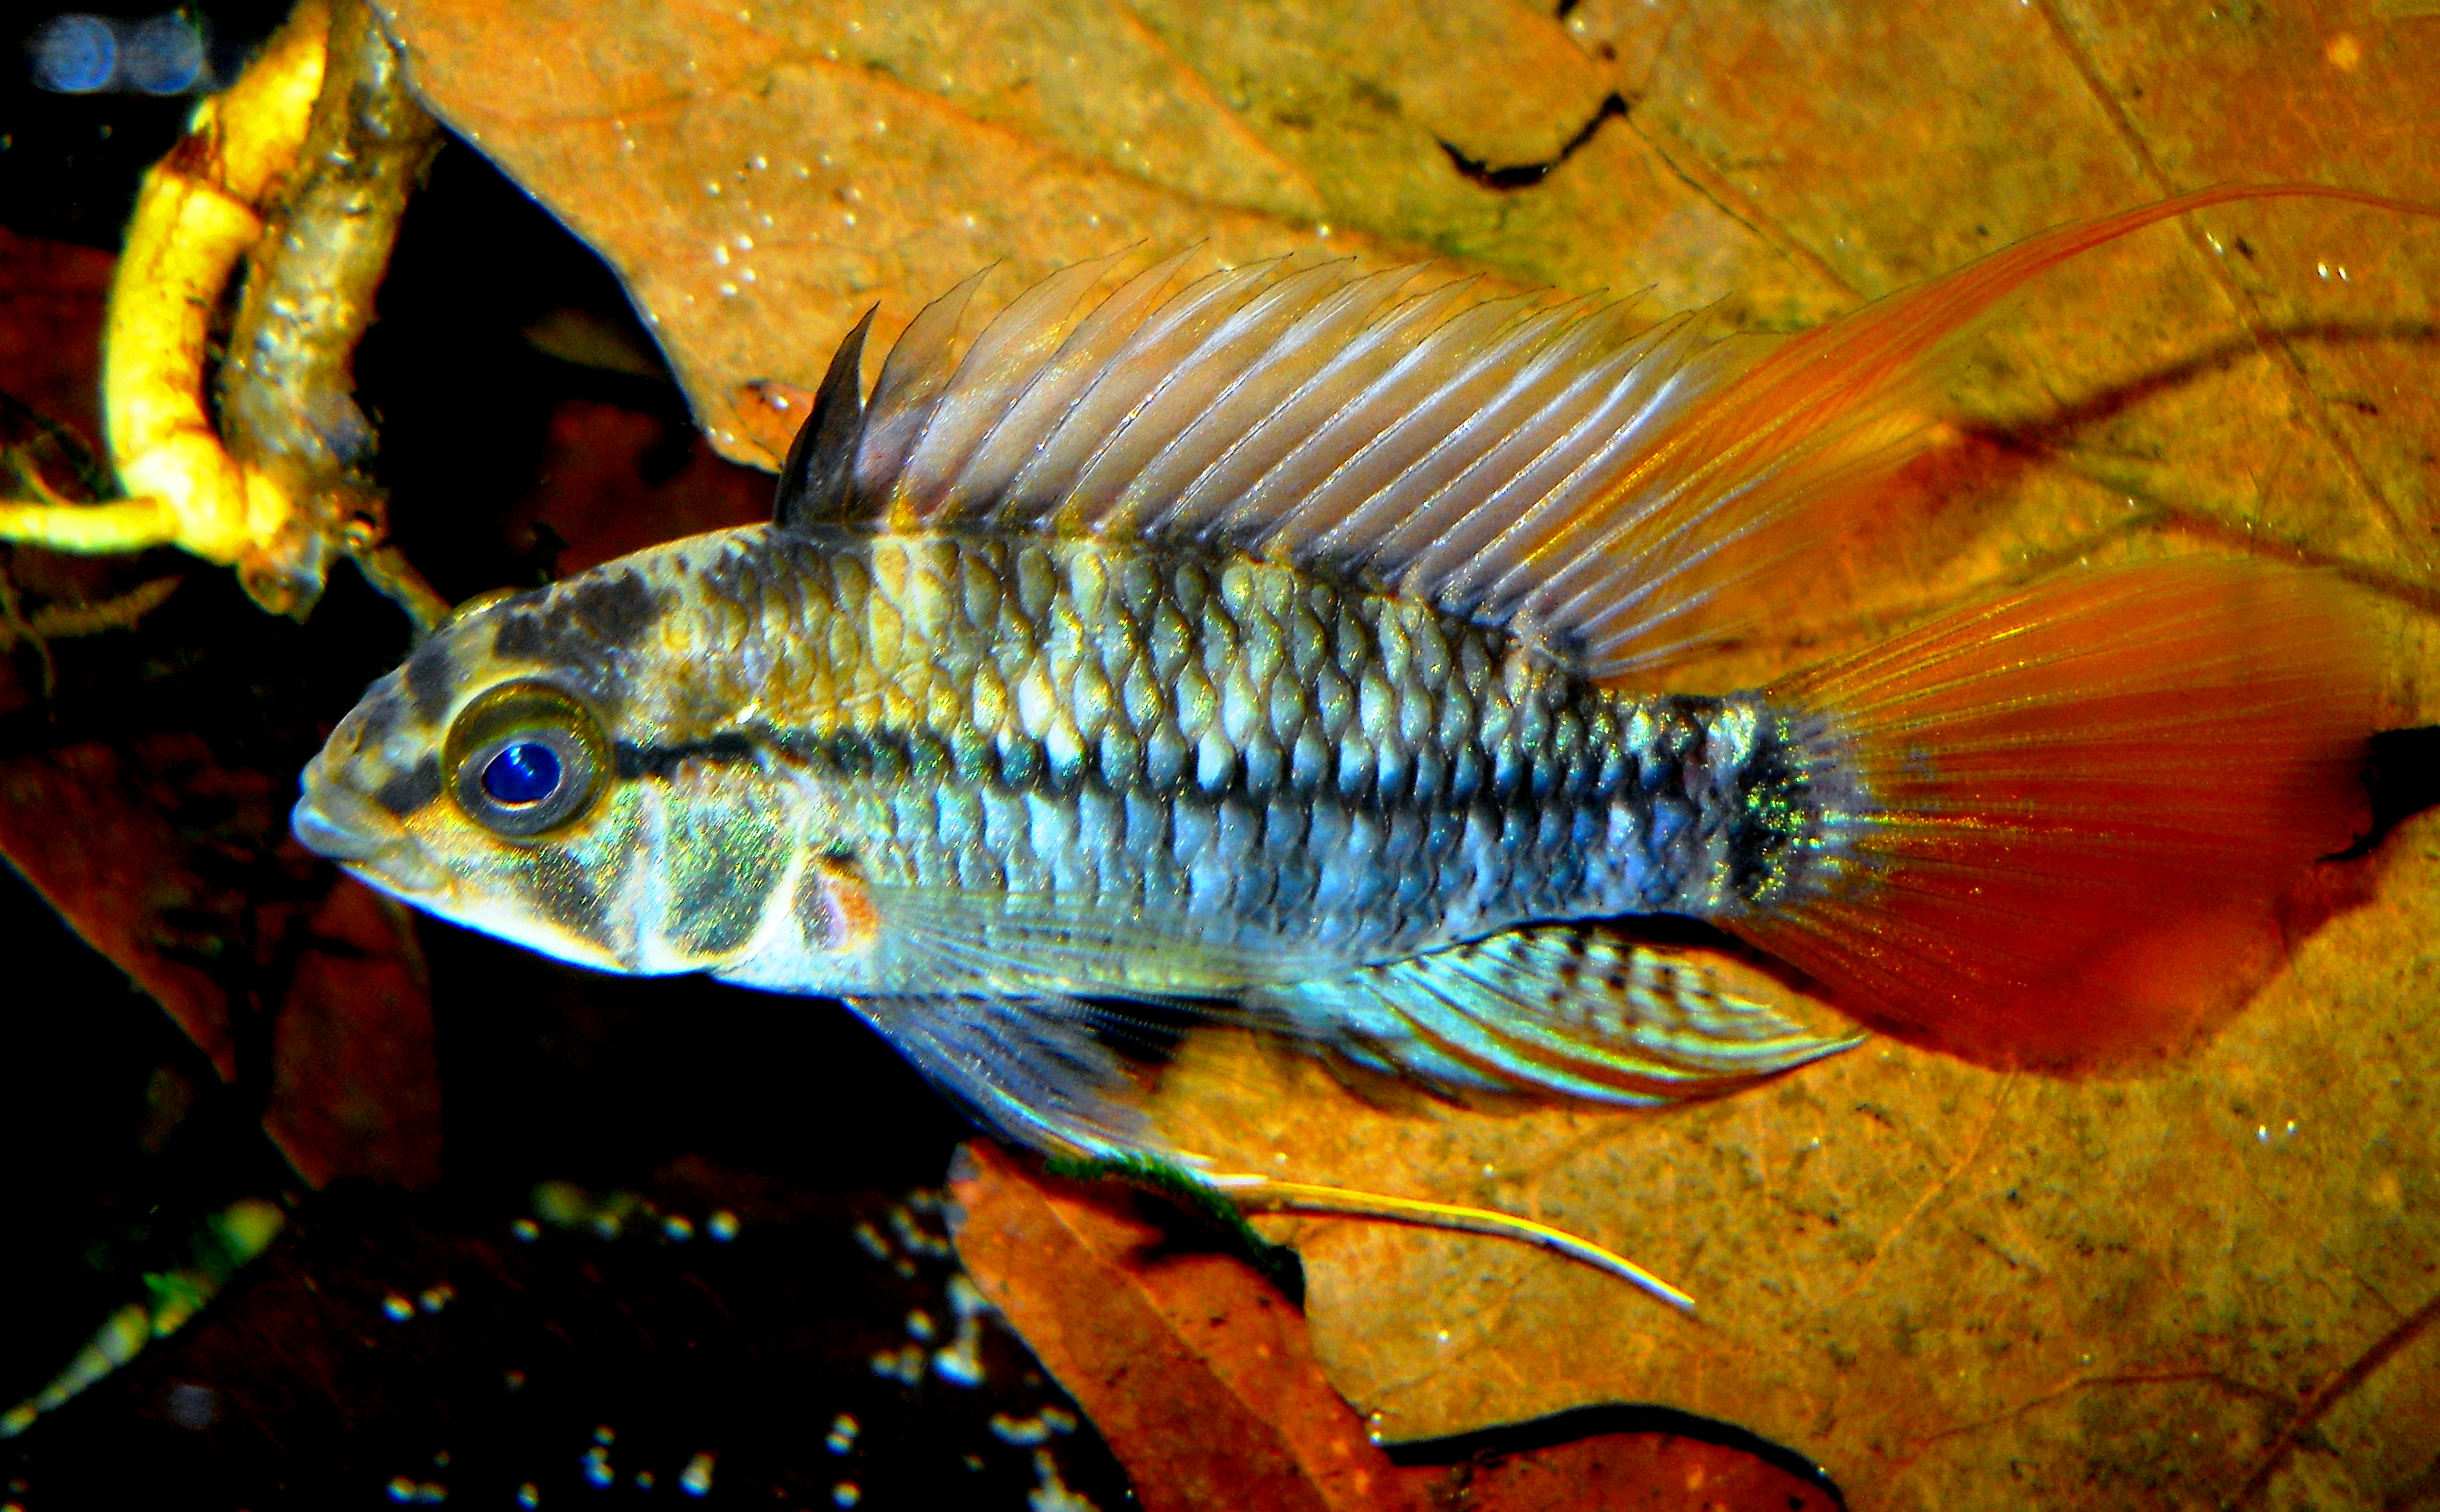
[949,1140,1840,1512]
[371,0,1838,468]
[364,1,2439,1506]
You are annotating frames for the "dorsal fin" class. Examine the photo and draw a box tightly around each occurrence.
[773,304,877,531]
[812,183,2431,675]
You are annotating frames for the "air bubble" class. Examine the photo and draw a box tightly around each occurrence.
[29,16,115,94]
[826,1413,860,1454]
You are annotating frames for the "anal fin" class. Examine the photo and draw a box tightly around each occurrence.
[1254,924,1864,1107]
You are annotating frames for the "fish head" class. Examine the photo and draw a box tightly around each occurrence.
[292,538,851,979]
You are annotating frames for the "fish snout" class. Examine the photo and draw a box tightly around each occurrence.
[289,765,392,862]
[291,726,453,896]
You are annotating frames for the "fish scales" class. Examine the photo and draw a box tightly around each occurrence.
[294,518,1799,1014]
[635,524,1784,986]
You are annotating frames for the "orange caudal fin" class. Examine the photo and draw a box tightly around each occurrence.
[1733,558,2381,1068]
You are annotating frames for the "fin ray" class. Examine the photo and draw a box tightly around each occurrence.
[1254,924,1863,1107]
[846,992,1159,1160]
[808,182,2426,677]
[1738,556,2379,1065]
[866,879,1347,998]
[772,305,875,531]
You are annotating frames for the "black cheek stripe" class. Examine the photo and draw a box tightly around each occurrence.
[376,754,447,817]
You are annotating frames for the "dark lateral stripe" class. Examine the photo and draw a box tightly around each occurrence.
[376,754,445,816]
[615,732,763,780]
[614,726,961,783]
[607,718,1662,837]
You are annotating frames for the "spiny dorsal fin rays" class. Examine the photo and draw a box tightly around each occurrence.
[1287,292,1614,565]
[1064,259,1367,532]
[945,248,1204,527]
[1314,293,1642,570]
[1384,313,1711,597]
[1231,289,1555,552]
[823,183,2416,678]
[1131,263,1428,538]
[891,253,1129,525]
[772,304,876,531]
[853,264,993,522]
[1175,273,1486,541]
[1018,257,1302,533]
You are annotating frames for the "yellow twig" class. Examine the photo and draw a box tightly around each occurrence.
[5,0,447,634]
[20,577,184,643]
[93,0,330,571]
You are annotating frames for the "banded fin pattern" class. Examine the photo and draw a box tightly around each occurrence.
[774,182,2423,680]
[1254,924,1863,1106]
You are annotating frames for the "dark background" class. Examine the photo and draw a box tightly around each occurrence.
[0,8,1134,1507]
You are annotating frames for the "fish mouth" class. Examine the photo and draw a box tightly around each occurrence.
[290,759,452,899]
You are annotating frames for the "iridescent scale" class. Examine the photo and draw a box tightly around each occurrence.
[635,525,1795,995]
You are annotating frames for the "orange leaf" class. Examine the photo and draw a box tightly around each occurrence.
[363,1,2440,1505]
[950,1139,1408,1512]
[950,1141,1840,1512]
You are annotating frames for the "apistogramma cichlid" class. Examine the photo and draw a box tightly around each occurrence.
[295,183,2400,1172]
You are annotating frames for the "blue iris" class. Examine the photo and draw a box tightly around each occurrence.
[482,741,563,805]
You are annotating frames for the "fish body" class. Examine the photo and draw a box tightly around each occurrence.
[302,521,1831,1092]
[297,185,2392,1158]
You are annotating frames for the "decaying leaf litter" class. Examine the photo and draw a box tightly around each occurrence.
[359,2,2440,1506]
[950,1139,1841,1512]
[11,0,2437,1505]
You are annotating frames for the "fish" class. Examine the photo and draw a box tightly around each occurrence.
[294,183,2399,1177]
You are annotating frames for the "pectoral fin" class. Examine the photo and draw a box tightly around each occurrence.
[844,992,1162,1161]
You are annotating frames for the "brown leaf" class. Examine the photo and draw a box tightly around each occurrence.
[0,738,248,1081]
[0,735,442,1190]
[0,225,115,444]
[372,0,1833,469]
[364,0,2440,1505]
[264,877,442,1190]
[1123,12,2440,1508]
[950,1139,1406,1512]
[947,1140,1838,1512]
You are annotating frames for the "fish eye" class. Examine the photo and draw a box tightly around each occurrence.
[443,680,609,838]
[482,741,562,805]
